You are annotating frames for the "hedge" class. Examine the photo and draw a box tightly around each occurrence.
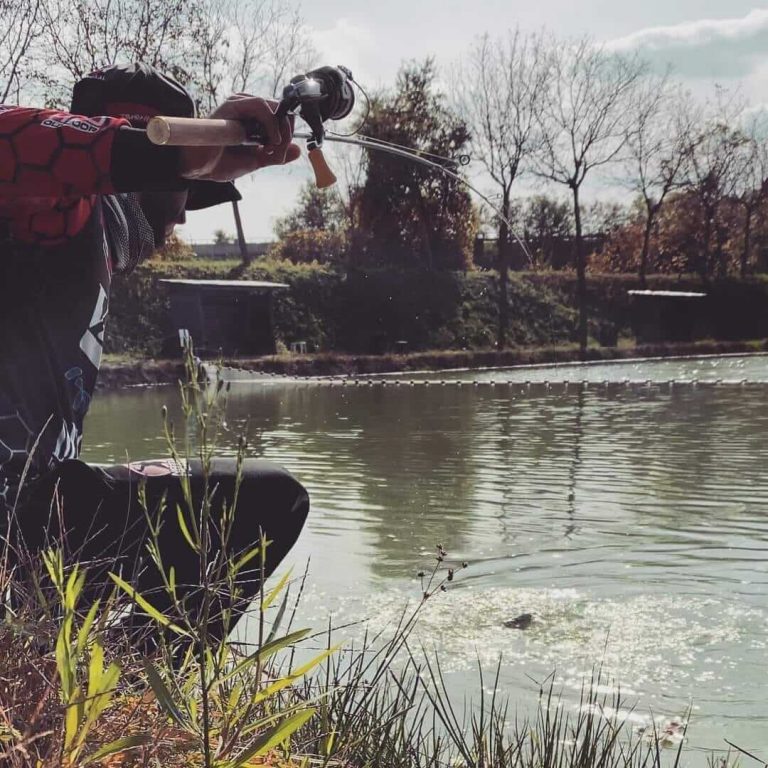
[105,258,768,357]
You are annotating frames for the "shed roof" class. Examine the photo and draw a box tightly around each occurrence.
[159,279,289,290]
[627,290,706,298]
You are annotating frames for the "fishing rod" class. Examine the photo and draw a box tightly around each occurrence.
[146,64,533,265]
[313,131,534,265]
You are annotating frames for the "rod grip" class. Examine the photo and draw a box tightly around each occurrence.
[308,147,337,188]
[147,116,246,146]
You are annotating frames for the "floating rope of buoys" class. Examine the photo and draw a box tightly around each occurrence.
[205,366,768,389]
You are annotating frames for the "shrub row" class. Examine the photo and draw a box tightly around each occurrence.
[106,259,768,357]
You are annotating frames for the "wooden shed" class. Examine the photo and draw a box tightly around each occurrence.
[160,279,288,357]
[628,289,707,344]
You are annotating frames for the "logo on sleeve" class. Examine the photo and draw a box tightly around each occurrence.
[41,114,106,133]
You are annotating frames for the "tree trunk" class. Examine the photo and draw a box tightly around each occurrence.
[701,208,712,283]
[638,205,655,289]
[497,192,510,350]
[715,218,728,278]
[232,200,251,267]
[417,193,434,270]
[572,185,587,359]
[741,205,753,278]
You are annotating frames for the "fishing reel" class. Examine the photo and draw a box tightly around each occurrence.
[146,64,356,188]
[274,65,356,186]
[279,65,355,133]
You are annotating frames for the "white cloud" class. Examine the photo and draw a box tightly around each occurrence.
[311,19,379,87]
[606,8,768,79]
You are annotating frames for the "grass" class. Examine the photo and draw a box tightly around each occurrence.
[0,348,752,767]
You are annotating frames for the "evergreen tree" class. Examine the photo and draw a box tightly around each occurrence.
[357,59,477,270]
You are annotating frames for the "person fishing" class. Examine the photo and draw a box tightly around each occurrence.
[0,62,309,646]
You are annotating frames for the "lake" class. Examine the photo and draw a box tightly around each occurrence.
[83,353,768,761]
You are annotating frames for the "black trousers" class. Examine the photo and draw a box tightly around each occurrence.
[6,457,309,648]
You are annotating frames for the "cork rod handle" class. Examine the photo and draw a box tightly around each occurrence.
[147,116,246,146]
[146,115,336,188]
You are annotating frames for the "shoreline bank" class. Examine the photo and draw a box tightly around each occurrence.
[98,338,768,389]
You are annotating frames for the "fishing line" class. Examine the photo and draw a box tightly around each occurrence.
[294,129,535,267]
[337,131,472,169]
[328,75,371,138]
[339,76,471,167]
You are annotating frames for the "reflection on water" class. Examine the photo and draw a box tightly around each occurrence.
[82,355,768,759]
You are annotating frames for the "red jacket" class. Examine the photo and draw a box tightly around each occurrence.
[0,105,128,244]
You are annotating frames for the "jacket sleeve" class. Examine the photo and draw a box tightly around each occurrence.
[0,105,187,198]
[0,105,187,244]
[0,106,125,198]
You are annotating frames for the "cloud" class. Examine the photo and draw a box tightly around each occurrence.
[606,8,768,80]
[311,19,379,86]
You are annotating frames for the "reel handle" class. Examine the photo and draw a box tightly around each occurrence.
[146,115,336,188]
[308,147,337,188]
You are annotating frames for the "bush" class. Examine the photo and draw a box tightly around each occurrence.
[105,257,768,358]
[268,229,348,264]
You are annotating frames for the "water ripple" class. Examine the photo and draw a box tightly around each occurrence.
[82,355,768,758]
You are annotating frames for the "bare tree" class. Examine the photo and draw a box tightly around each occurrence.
[190,0,316,113]
[731,117,768,277]
[454,29,549,348]
[680,89,746,279]
[38,0,192,105]
[623,76,694,286]
[37,0,315,111]
[536,36,646,356]
[256,5,317,98]
[186,0,231,114]
[325,141,365,229]
[0,0,43,102]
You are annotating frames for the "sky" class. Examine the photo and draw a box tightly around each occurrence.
[175,1,768,245]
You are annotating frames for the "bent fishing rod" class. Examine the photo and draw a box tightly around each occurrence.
[146,64,533,265]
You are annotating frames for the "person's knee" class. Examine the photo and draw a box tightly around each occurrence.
[116,457,309,563]
[234,459,310,526]
[211,459,309,576]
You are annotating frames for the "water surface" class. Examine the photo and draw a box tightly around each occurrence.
[83,354,768,760]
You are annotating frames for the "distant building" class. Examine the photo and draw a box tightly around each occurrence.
[628,290,708,344]
[190,242,273,260]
